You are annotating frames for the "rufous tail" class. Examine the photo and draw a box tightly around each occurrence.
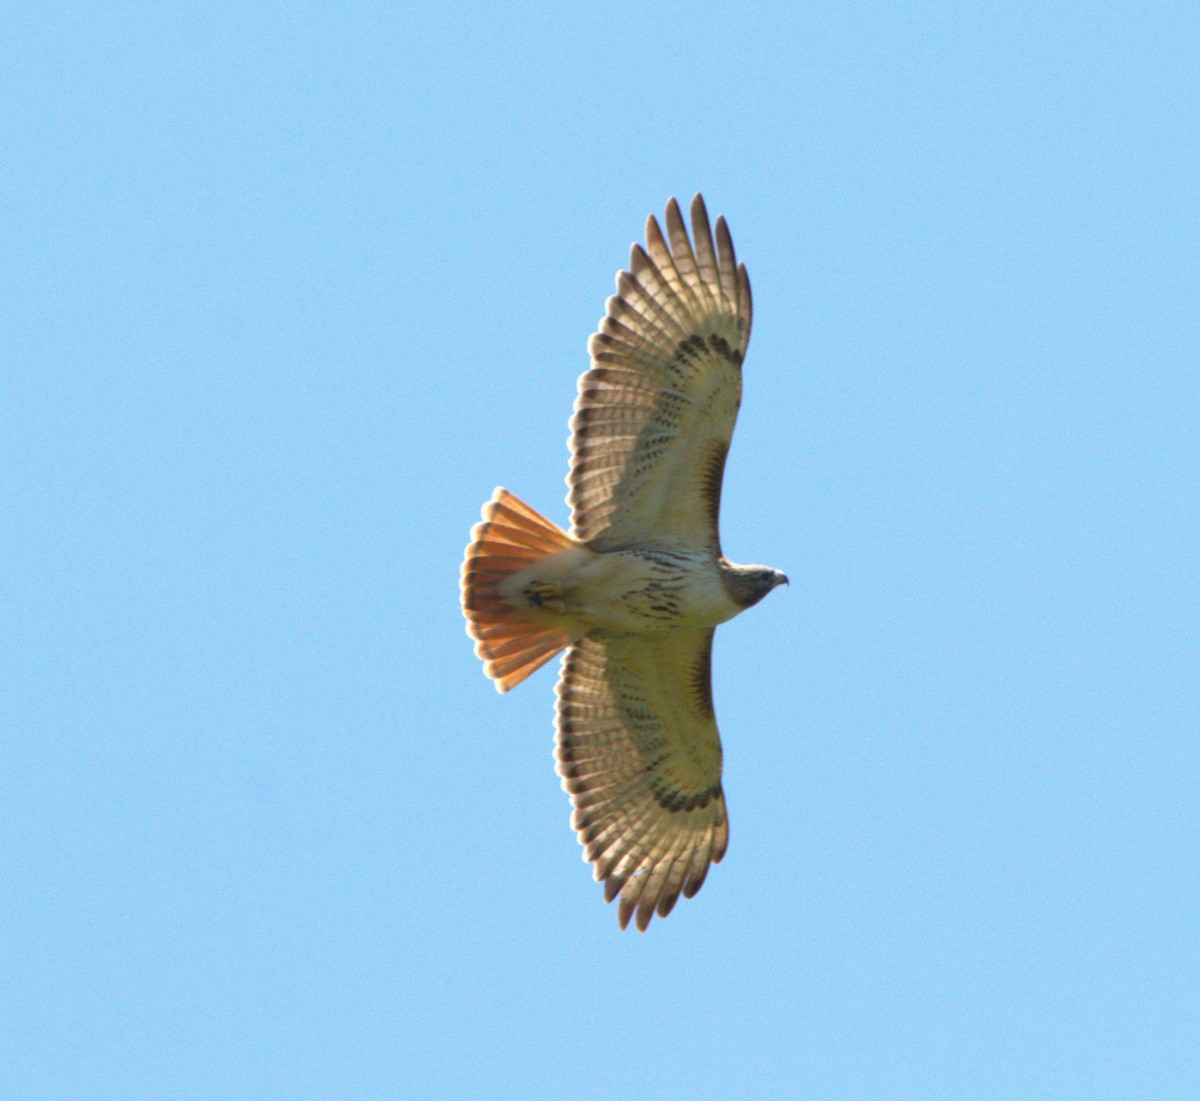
[461,488,579,692]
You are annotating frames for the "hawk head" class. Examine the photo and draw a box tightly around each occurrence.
[722,563,789,609]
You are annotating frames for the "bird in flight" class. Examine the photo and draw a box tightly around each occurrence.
[460,195,786,930]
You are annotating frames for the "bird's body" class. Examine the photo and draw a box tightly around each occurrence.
[498,541,767,635]
[461,196,785,930]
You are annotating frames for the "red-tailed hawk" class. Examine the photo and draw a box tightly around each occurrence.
[460,195,786,930]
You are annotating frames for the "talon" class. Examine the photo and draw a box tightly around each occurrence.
[525,580,566,614]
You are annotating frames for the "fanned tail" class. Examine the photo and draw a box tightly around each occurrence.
[460,488,578,692]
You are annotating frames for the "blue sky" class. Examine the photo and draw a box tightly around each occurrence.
[3,3,1197,1097]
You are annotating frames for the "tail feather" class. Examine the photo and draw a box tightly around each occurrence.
[461,487,579,692]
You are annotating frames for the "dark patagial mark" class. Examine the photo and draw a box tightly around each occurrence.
[698,439,728,534]
[690,632,715,721]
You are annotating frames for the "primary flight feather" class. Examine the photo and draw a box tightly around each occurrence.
[460,195,786,930]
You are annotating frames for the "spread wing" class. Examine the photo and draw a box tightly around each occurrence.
[568,194,752,552]
[555,629,729,931]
